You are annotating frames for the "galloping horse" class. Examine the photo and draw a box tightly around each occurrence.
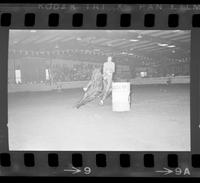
[75,68,104,108]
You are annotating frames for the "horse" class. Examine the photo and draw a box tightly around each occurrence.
[75,68,104,109]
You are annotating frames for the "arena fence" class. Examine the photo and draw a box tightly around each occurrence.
[8,76,190,93]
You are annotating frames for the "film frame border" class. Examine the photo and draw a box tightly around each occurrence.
[0,3,199,177]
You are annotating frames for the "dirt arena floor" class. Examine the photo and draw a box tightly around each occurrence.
[8,84,190,151]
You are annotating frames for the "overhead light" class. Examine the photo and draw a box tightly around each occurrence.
[167,45,176,48]
[137,35,142,38]
[76,37,82,41]
[128,30,136,33]
[128,53,134,56]
[172,50,176,53]
[173,30,182,33]
[158,43,168,46]
[121,51,127,55]
[30,30,37,33]
[129,39,139,42]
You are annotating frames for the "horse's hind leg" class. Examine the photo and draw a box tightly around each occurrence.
[75,94,88,108]
[75,94,95,109]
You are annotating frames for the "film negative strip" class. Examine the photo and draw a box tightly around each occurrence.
[0,3,200,177]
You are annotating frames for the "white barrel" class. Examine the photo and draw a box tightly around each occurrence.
[112,82,130,112]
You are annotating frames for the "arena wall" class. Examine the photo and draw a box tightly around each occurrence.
[8,76,190,93]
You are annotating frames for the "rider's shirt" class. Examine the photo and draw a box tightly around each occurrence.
[103,61,115,76]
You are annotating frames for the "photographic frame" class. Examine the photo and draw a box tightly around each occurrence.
[0,3,199,177]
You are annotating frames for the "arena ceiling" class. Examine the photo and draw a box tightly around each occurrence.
[9,30,190,65]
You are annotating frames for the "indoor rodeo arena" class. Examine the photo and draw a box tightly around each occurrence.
[8,30,190,151]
